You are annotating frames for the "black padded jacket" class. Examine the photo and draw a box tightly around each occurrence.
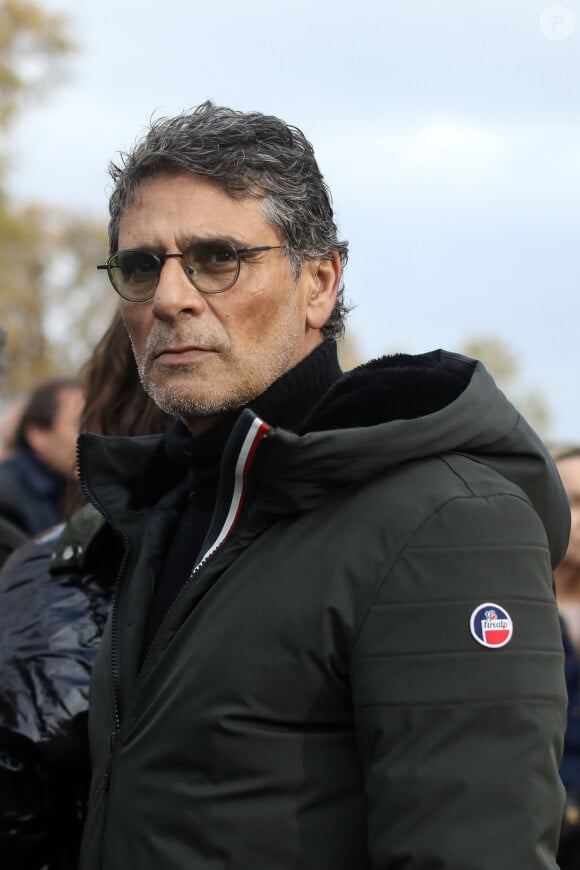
[79,350,570,870]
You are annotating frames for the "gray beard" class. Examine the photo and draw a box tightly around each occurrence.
[135,360,267,421]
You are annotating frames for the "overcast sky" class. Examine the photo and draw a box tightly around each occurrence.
[7,0,580,441]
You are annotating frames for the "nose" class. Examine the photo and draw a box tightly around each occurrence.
[151,255,206,319]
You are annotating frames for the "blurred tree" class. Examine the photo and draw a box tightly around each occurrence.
[1,204,114,395]
[0,203,52,391]
[461,335,551,436]
[0,0,113,397]
[0,0,73,132]
[45,209,116,368]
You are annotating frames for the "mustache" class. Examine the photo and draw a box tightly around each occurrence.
[142,324,227,359]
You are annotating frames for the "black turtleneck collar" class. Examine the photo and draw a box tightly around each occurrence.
[162,338,342,470]
[249,339,342,433]
[136,340,342,507]
[186,337,342,449]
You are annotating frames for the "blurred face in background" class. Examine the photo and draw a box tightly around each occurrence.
[557,455,580,581]
[554,454,580,649]
[25,386,84,479]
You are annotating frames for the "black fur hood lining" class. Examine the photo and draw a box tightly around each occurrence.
[301,349,471,433]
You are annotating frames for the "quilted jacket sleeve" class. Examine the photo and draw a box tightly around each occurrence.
[352,484,567,869]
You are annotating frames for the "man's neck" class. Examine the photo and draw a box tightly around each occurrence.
[181,413,223,438]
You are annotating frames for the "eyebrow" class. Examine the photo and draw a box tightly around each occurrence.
[177,233,254,249]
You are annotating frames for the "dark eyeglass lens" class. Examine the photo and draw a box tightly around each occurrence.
[111,251,159,298]
[183,241,239,292]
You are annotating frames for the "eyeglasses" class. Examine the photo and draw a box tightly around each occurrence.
[97,239,284,302]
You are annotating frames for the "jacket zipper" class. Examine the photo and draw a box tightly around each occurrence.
[78,413,270,749]
[139,415,271,675]
[136,534,228,676]
[77,413,269,870]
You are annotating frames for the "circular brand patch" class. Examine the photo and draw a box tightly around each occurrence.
[469,602,513,649]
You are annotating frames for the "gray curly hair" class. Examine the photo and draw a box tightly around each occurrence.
[107,101,350,340]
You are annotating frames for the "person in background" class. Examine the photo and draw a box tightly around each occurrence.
[553,447,580,646]
[0,399,24,461]
[0,377,83,535]
[0,329,28,564]
[558,621,580,870]
[549,445,580,869]
[79,102,569,870]
[0,312,171,870]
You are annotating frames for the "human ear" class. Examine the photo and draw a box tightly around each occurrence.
[305,251,341,331]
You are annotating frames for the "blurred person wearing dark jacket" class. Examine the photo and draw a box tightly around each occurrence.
[0,377,83,535]
[0,329,29,565]
[550,446,580,869]
[559,618,580,870]
[0,313,171,870]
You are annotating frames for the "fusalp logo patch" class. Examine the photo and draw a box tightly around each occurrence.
[470,602,513,649]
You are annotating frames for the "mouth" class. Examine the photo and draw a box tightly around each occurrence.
[154,345,215,365]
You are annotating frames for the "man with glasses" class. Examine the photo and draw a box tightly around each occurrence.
[79,102,569,870]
